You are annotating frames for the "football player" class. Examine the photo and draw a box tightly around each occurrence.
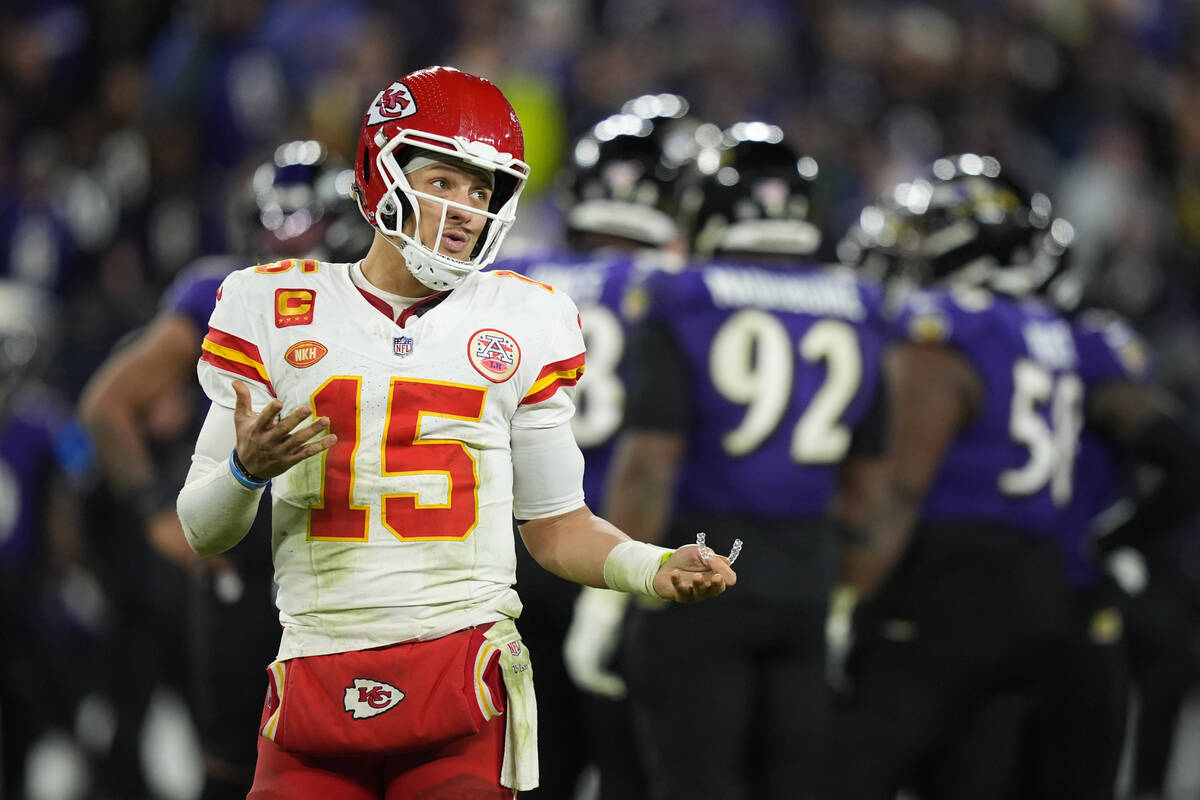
[174,66,736,799]
[491,93,705,800]
[78,139,371,798]
[0,280,92,800]
[832,154,1200,800]
[1028,265,1200,800]
[601,121,887,799]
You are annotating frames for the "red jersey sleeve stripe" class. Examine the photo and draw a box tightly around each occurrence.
[205,327,266,363]
[201,327,275,395]
[521,352,586,406]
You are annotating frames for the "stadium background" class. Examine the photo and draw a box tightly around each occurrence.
[3,0,1200,797]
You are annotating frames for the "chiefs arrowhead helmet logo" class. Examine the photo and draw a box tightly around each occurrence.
[366,81,418,126]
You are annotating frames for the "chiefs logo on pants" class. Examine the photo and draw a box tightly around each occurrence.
[261,625,505,756]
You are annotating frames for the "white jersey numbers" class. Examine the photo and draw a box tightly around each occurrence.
[710,310,862,464]
[999,359,1083,507]
[572,305,625,449]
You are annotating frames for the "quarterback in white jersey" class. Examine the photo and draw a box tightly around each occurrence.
[175,66,735,799]
[196,257,588,659]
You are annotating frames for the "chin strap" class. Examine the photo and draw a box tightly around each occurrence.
[378,233,466,293]
[379,220,477,293]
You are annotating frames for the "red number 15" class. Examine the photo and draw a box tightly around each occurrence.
[308,377,487,542]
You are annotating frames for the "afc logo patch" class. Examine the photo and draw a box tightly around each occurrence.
[275,288,316,328]
[468,328,521,383]
[343,678,405,720]
[366,81,417,126]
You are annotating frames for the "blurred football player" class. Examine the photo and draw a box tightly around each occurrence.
[832,154,1200,800]
[78,138,370,799]
[1028,253,1200,800]
[0,280,93,799]
[174,66,735,799]
[600,121,887,799]
[496,92,707,800]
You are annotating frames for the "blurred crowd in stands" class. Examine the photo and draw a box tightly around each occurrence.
[3,0,1200,798]
[3,0,1199,407]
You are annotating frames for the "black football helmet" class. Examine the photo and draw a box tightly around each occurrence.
[678,121,823,259]
[839,153,1076,302]
[560,94,714,249]
[230,139,374,264]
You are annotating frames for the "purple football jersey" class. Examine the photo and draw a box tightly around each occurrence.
[162,255,241,333]
[892,288,1147,540]
[489,251,651,508]
[642,261,887,517]
[1057,310,1152,585]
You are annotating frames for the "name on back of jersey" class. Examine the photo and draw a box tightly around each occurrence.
[1021,319,1077,370]
[701,266,865,320]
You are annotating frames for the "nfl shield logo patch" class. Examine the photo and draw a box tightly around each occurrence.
[394,336,414,357]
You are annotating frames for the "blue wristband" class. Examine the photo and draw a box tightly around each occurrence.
[229,450,269,489]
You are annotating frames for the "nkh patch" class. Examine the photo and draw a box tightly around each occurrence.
[394,336,414,357]
[468,328,521,382]
[285,340,327,368]
[366,81,417,126]
[344,678,405,720]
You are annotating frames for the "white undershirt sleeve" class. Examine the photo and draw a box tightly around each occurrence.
[176,401,265,556]
[511,421,587,521]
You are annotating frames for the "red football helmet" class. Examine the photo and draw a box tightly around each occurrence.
[353,66,530,290]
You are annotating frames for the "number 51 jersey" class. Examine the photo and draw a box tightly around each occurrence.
[197,259,586,660]
[891,287,1130,536]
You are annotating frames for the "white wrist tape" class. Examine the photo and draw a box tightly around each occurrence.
[603,540,674,600]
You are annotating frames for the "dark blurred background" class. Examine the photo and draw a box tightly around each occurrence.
[4,0,1200,411]
[4,0,1195,410]
[2,1,1200,798]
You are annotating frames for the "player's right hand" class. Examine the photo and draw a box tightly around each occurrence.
[231,379,336,479]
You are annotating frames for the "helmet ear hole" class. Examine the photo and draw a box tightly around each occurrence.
[379,195,399,230]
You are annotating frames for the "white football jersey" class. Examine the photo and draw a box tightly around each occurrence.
[198,259,586,659]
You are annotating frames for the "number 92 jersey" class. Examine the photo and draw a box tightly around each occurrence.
[635,261,888,517]
[197,259,586,659]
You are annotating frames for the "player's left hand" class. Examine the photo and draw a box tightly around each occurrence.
[652,544,737,603]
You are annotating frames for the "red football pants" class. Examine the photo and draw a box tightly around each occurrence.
[248,704,514,799]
